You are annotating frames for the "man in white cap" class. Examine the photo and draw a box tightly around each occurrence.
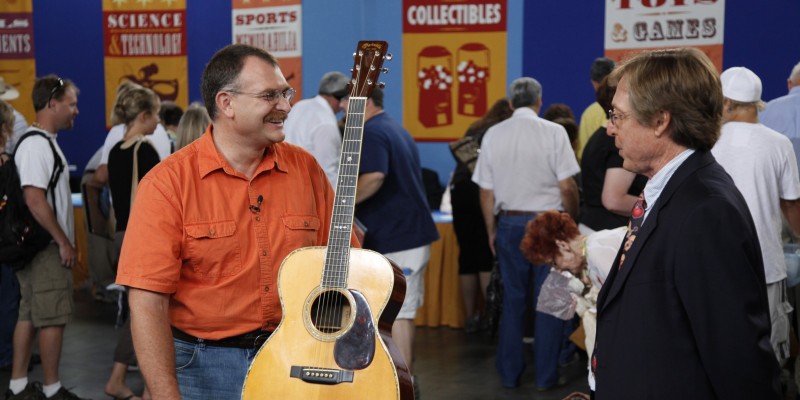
[711,66,800,367]
[0,76,30,152]
[283,71,349,187]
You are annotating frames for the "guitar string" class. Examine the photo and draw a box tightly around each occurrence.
[316,49,363,369]
[315,48,383,373]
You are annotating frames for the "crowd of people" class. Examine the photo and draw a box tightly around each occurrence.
[2,43,800,400]
[453,50,800,399]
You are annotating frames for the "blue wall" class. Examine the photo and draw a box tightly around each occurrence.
[24,0,800,186]
[522,1,800,119]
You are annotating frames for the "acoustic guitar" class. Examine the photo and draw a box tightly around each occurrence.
[241,41,413,399]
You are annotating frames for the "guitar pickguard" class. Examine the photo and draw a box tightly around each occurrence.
[334,289,376,370]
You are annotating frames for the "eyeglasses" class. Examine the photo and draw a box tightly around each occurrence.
[48,78,64,105]
[229,87,295,103]
[608,109,632,128]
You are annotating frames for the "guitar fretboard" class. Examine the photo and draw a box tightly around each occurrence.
[322,97,367,288]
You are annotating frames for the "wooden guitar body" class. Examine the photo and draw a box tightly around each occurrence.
[241,247,413,399]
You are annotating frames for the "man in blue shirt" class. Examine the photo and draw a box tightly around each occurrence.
[344,88,439,383]
[761,61,800,168]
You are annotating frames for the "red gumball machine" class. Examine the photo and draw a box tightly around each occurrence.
[457,43,490,117]
[417,46,454,127]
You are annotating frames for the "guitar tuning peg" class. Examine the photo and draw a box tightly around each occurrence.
[385,53,393,61]
[382,68,389,74]
[352,52,357,58]
[350,68,354,73]
[378,82,386,89]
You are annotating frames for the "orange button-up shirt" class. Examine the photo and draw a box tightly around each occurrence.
[117,126,352,340]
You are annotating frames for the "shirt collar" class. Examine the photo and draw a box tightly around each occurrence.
[197,124,288,179]
[28,125,57,139]
[512,107,538,118]
[790,86,800,96]
[642,148,695,220]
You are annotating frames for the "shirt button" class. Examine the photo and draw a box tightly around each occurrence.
[209,229,215,236]
[255,216,261,222]
[261,250,267,256]
[304,220,309,227]
[264,286,270,292]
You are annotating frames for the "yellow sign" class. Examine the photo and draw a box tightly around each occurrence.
[103,0,188,127]
[402,0,507,141]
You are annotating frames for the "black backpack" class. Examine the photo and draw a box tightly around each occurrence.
[0,130,65,270]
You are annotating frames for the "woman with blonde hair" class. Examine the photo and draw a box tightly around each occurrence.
[0,99,20,372]
[104,86,161,400]
[175,102,210,150]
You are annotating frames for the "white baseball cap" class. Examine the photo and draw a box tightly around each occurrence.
[0,77,19,101]
[720,67,762,103]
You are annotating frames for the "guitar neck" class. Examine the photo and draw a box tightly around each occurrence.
[322,97,367,288]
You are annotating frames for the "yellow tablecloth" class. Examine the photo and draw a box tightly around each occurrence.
[414,222,465,328]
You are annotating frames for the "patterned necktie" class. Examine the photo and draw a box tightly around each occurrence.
[619,192,647,269]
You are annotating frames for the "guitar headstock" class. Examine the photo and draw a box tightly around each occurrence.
[348,41,390,99]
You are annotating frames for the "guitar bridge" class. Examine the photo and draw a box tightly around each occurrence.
[289,366,354,385]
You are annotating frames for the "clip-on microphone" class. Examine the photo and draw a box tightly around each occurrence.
[250,195,263,213]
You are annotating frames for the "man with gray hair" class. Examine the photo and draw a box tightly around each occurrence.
[472,77,579,390]
[283,71,349,186]
[712,66,800,370]
[761,61,800,170]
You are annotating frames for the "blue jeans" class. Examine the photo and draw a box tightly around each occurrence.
[174,338,260,400]
[494,214,573,388]
[0,263,20,367]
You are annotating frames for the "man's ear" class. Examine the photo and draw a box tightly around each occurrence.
[555,239,570,251]
[654,110,671,138]
[216,91,235,118]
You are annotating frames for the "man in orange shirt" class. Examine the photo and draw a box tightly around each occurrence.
[116,44,339,399]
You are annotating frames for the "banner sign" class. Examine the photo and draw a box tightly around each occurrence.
[0,0,36,123]
[605,0,725,70]
[103,0,188,127]
[232,0,303,100]
[403,0,507,141]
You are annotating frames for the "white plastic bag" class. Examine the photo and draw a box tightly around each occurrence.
[536,269,580,320]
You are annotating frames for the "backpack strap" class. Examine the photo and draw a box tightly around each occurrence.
[13,130,66,219]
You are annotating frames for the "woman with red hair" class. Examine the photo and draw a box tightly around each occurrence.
[520,210,625,394]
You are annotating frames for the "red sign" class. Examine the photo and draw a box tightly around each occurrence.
[104,11,187,57]
[403,0,506,33]
[0,12,34,60]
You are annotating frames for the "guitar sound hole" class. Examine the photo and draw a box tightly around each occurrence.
[310,290,351,334]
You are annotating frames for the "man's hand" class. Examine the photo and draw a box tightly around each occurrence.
[58,241,77,269]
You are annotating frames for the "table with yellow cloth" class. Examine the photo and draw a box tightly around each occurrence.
[414,212,465,329]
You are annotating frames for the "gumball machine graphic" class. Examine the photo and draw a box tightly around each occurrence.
[457,43,490,117]
[417,46,454,127]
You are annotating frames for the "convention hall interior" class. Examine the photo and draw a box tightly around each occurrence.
[2,1,800,399]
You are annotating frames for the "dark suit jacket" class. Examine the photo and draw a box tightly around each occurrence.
[594,150,781,399]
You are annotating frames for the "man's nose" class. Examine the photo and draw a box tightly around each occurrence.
[606,123,616,137]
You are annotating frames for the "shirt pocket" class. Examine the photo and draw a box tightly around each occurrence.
[184,220,243,279]
[282,215,321,248]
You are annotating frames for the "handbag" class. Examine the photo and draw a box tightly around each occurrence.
[448,136,480,173]
[485,259,503,339]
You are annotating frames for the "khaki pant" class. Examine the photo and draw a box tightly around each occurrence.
[16,244,73,327]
